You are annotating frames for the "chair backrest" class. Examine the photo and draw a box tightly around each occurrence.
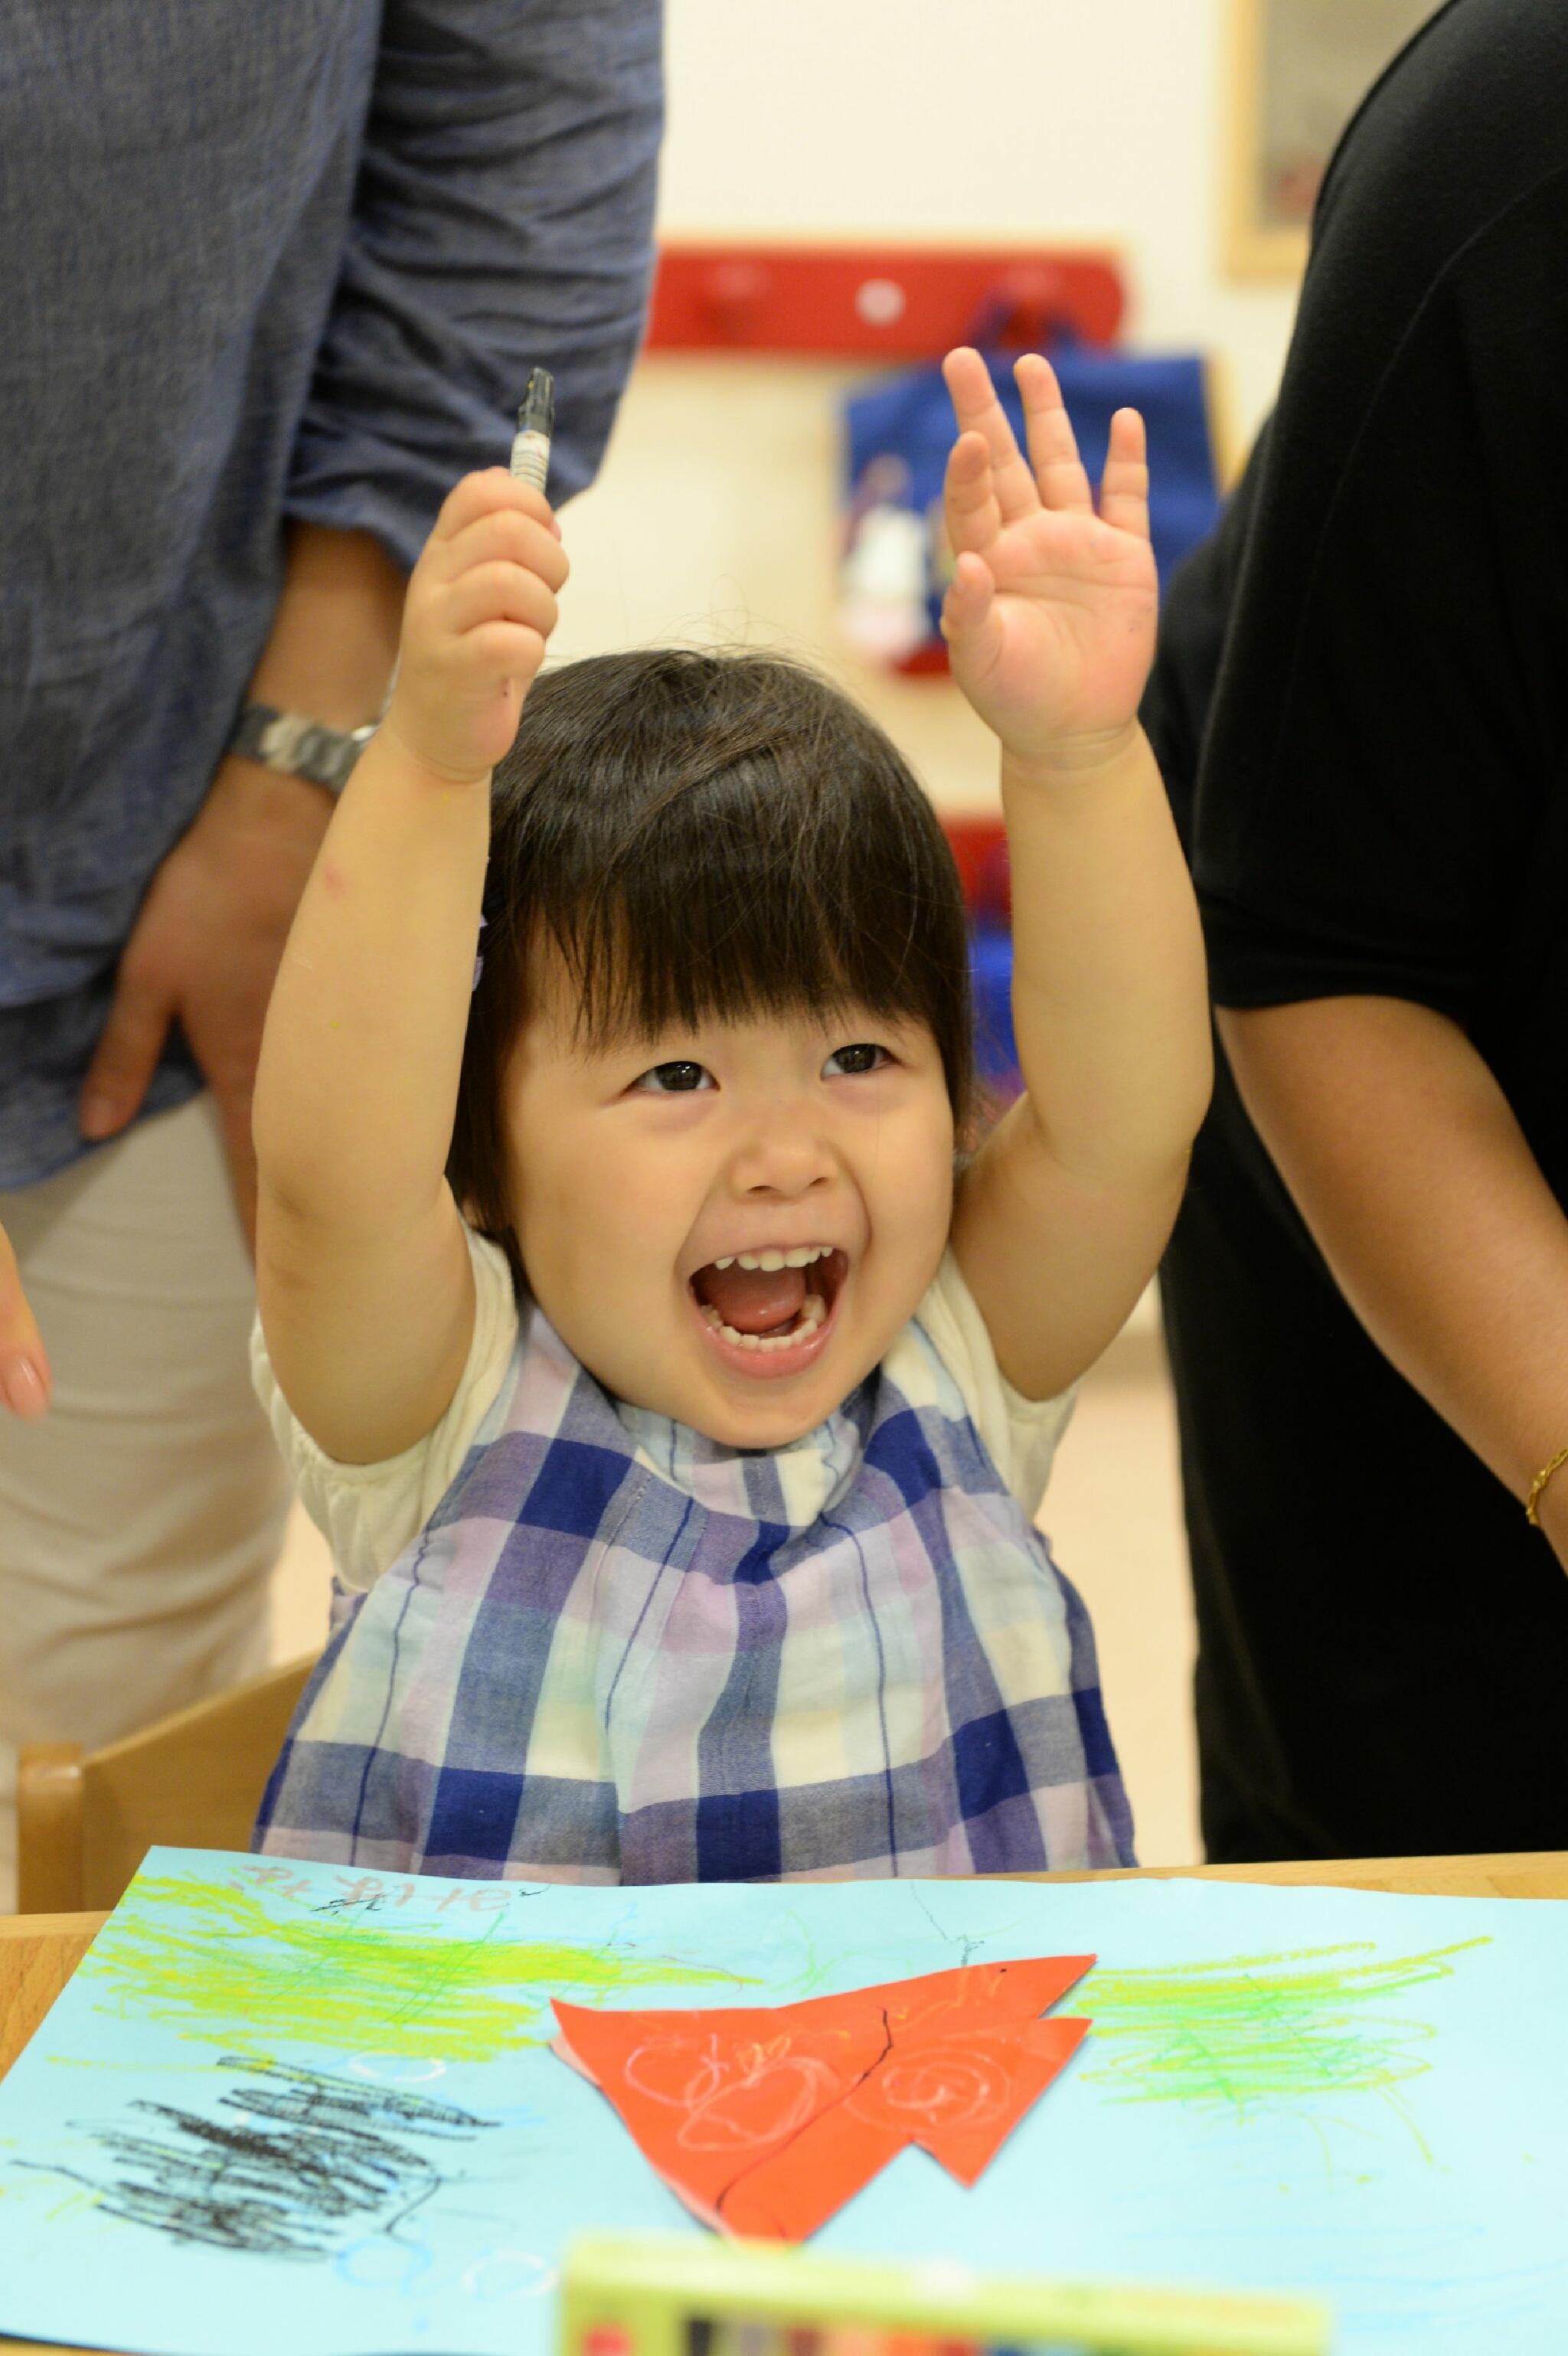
[16,1655,316,1914]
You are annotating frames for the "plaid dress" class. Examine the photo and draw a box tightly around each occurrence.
[256,1303,1133,1881]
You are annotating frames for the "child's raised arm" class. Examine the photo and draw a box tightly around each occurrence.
[941,348,1211,1400]
[252,470,567,1464]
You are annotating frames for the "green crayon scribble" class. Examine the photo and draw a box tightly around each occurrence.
[1079,1936,1488,2134]
[80,1875,745,2062]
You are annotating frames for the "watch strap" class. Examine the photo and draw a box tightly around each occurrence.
[227,701,377,792]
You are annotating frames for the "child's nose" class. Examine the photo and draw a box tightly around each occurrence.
[730,1113,835,1200]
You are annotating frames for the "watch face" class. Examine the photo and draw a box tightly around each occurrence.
[234,704,371,791]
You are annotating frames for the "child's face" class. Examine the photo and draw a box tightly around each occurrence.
[503,964,956,1447]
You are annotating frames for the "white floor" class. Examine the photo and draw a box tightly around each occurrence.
[268,1317,1202,1871]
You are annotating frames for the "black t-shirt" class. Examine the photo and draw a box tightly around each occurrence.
[1143,0,1568,1858]
[1152,0,1568,1192]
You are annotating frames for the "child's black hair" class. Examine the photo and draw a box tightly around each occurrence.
[448,649,974,1285]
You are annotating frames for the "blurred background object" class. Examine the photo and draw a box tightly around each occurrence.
[1224,0,1443,274]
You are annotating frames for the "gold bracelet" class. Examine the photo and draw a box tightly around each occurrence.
[1525,1444,1568,1526]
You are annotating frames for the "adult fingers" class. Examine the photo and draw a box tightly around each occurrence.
[78,964,175,1142]
[942,347,1040,524]
[0,1217,51,1418]
[1015,353,1094,514]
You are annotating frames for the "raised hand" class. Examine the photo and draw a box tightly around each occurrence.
[939,347,1158,770]
[381,469,569,786]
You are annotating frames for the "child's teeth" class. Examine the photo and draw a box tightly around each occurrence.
[721,1244,831,1271]
[704,1296,830,1355]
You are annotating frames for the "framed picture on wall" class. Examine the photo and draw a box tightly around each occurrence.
[1223,0,1441,276]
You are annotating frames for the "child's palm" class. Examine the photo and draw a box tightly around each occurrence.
[940,348,1158,764]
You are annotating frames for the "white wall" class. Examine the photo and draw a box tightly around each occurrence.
[659,0,1299,449]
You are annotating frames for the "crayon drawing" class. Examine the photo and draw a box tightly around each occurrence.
[81,1863,743,2059]
[1,1852,1566,2356]
[1081,1936,1488,2155]
[19,2056,495,2260]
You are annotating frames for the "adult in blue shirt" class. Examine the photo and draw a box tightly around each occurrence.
[0,1,662,1896]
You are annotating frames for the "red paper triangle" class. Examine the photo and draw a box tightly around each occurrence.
[554,1954,1093,2241]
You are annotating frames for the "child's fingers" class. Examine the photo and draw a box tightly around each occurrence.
[1098,407,1152,540]
[943,431,1004,557]
[452,619,550,685]
[942,347,1039,524]
[429,467,560,549]
[438,560,560,645]
[1014,354,1093,514]
[436,503,570,595]
[939,548,1000,653]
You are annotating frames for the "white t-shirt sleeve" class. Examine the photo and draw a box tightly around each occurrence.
[913,1250,1077,1515]
[249,1225,521,1593]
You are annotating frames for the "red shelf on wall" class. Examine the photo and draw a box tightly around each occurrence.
[645,243,1125,357]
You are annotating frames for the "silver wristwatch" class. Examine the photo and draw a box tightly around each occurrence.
[227,701,377,793]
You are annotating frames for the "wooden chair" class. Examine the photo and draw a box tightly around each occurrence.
[15,1654,317,1914]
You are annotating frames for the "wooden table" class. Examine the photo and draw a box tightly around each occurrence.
[2,1854,1566,2356]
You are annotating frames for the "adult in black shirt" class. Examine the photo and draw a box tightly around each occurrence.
[1144,0,1568,1861]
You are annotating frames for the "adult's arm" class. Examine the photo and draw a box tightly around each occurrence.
[284,0,665,564]
[77,525,407,1247]
[1220,995,1568,1569]
[76,0,662,1237]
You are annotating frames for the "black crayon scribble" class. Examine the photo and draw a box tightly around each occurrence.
[22,2054,495,2260]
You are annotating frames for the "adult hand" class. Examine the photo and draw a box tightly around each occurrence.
[77,757,335,1251]
[1,1214,50,1417]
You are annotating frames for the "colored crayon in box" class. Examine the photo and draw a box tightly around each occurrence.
[558,2234,1330,2356]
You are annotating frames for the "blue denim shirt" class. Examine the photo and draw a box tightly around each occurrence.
[0,0,662,1188]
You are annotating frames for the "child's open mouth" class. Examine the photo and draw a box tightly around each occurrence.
[687,1245,848,1379]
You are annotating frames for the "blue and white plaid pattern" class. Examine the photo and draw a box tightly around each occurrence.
[256,1308,1133,1881]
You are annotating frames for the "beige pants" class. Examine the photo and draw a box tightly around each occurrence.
[0,1093,292,1907]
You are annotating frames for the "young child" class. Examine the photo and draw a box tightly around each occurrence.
[251,348,1210,1882]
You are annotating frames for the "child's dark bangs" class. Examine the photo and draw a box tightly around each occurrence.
[548,750,953,1053]
[479,651,974,1123]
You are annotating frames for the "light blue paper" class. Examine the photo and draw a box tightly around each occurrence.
[0,1850,1565,2355]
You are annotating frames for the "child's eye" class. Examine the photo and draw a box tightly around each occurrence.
[631,1060,715,1094]
[823,1042,890,1077]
